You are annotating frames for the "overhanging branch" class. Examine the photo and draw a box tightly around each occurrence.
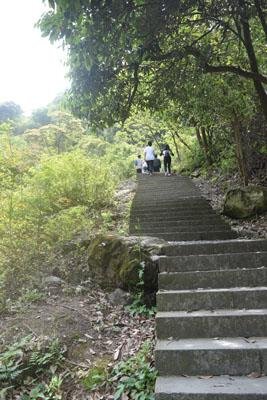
[204,63,267,84]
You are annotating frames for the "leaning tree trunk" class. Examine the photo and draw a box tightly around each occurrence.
[170,131,181,161]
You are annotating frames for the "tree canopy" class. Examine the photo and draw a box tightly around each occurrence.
[0,101,22,122]
[40,0,267,126]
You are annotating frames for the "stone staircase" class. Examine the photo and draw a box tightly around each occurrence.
[129,174,267,399]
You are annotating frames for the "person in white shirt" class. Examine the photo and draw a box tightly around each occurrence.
[134,155,143,173]
[144,141,155,175]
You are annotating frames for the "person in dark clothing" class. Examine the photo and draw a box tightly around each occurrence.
[161,144,174,176]
[153,154,161,172]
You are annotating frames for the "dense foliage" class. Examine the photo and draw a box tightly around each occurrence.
[39,1,267,122]
[0,109,136,309]
[39,0,267,184]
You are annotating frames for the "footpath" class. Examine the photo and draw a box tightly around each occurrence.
[129,174,267,399]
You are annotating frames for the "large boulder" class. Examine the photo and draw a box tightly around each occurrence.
[223,185,267,219]
[86,234,166,293]
[56,233,166,304]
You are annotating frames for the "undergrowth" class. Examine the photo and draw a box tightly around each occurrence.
[112,341,157,400]
[0,336,66,399]
[126,262,156,317]
[81,341,157,399]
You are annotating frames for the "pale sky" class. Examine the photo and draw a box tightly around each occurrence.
[0,0,69,115]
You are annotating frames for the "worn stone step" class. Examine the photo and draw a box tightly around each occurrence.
[131,207,218,217]
[130,214,221,223]
[133,192,200,198]
[164,239,267,256]
[156,309,267,339]
[149,230,237,241]
[132,198,207,205]
[155,337,267,376]
[131,224,230,234]
[157,287,267,311]
[131,210,217,219]
[131,202,210,210]
[129,216,225,228]
[155,375,267,400]
[159,252,267,272]
[159,267,267,290]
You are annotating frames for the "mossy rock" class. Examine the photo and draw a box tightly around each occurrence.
[223,185,267,219]
[86,234,165,292]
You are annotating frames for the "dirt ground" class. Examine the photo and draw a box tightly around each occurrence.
[0,284,154,399]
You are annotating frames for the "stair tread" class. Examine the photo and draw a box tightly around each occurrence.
[159,266,267,274]
[158,286,267,294]
[157,309,267,318]
[156,337,267,351]
[155,375,267,395]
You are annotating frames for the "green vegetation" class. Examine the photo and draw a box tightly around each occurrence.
[81,341,156,399]
[38,0,266,185]
[0,336,65,399]
[127,262,157,317]
[1,1,267,397]
[0,109,136,309]
[112,341,156,400]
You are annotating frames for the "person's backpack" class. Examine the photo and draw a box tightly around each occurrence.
[163,149,171,158]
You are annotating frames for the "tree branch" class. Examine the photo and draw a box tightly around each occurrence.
[203,63,267,84]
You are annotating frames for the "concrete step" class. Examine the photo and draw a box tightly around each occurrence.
[155,337,267,376]
[131,208,217,216]
[131,203,211,211]
[164,239,267,256]
[159,267,267,290]
[149,230,237,241]
[133,192,200,198]
[156,309,267,339]
[132,198,207,205]
[131,225,230,234]
[130,214,222,223]
[130,217,226,227]
[155,375,267,399]
[159,252,267,273]
[157,287,267,311]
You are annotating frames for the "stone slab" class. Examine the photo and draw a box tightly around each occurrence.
[156,309,267,339]
[155,375,267,399]
[155,337,267,375]
[158,267,267,290]
[151,231,237,241]
[163,239,267,256]
[157,287,267,311]
[159,252,267,272]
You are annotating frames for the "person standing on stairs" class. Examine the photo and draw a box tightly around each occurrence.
[134,154,143,173]
[161,144,174,176]
[144,140,155,175]
[153,154,161,172]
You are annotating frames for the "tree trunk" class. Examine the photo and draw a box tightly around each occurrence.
[200,127,213,165]
[255,0,267,41]
[232,111,249,186]
[195,126,212,166]
[173,131,192,151]
[239,0,267,122]
[170,131,181,161]
[195,126,203,147]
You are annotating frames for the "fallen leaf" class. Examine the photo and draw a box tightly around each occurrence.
[247,372,262,378]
